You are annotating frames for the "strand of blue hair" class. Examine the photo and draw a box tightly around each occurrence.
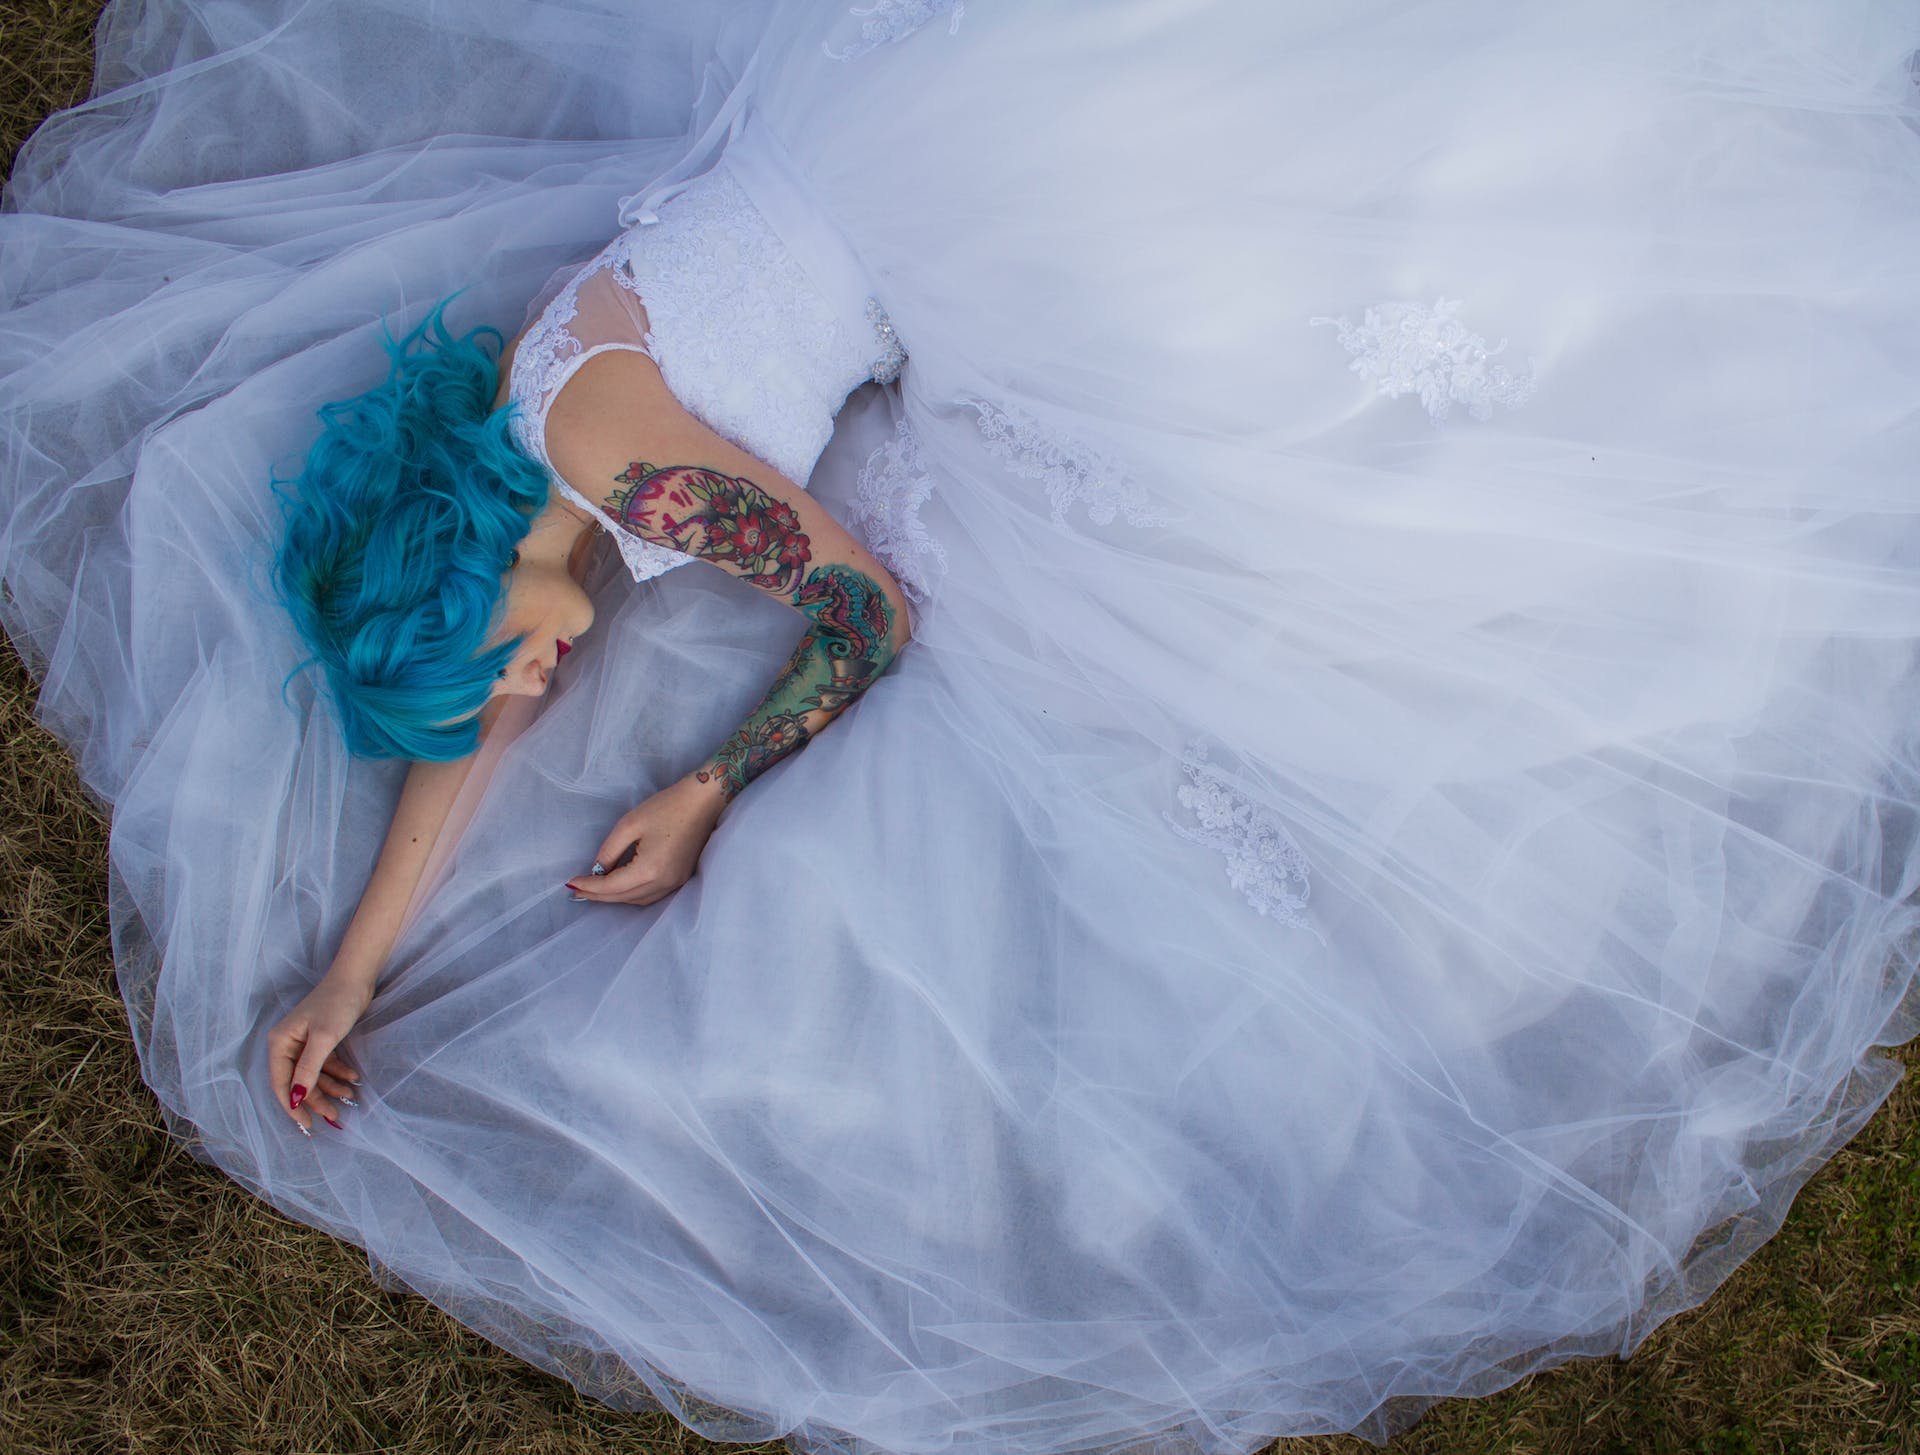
[270,287,550,761]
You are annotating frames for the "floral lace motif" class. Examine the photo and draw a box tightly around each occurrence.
[1310,297,1536,424]
[965,398,1174,531]
[508,275,589,452]
[823,0,966,62]
[849,417,946,607]
[1163,740,1313,930]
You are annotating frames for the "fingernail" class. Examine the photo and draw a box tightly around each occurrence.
[569,892,587,902]
[323,1115,344,1131]
[295,1122,313,1138]
[290,1085,307,1110]
[338,1096,360,1110]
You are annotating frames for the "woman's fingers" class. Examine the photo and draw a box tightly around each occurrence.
[569,853,657,904]
[267,1019,311,1131]
[301,1087,346,1128]
[292,1039,342,1126]
[591,821,641,877]
[270,981,370,1137]
[321,1051,363,1086]
[569,816,645,902]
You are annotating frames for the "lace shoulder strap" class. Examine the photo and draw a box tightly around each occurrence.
[505,246,698,585]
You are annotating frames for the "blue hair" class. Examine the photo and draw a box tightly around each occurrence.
[270,287,550,761]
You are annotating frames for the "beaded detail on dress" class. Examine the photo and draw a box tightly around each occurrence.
[866,298,907,386]
[506,162,898,584]
[1310,297,1537,424]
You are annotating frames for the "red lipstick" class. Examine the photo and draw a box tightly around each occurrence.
[556,639,571,658]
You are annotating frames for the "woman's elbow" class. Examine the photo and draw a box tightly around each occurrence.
[880,569,916,659]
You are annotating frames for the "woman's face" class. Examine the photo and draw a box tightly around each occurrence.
[486,552,596,700]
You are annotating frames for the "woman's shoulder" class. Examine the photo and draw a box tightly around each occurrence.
[491,327,528,416]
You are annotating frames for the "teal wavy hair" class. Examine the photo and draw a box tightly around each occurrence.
[270,288,550,761]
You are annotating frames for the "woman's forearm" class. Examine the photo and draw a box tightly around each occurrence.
[326,747,483,988]
[541,359,917,807]
[693,566,909,804]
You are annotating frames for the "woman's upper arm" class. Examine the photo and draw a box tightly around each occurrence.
[543,350,914,652]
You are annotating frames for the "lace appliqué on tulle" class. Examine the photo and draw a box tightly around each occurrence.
[823,1,965,62]
[1164,740,1313,930]
[966,398,1174,531]
[850,417,946,607]
[1310,297,1536,423]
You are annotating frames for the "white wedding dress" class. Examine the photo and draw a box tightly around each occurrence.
[4,3,1919,1452]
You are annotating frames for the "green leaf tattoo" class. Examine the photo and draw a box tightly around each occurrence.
[606,460,900,802]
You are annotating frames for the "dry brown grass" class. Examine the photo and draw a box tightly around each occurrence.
[1,4,1915,1452]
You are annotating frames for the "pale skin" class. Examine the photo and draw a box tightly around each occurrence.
[266,305,914,1135]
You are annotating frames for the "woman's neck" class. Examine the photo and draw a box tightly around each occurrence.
[525,492,601,580]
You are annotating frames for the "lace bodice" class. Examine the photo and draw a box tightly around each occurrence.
[506,125,904,585]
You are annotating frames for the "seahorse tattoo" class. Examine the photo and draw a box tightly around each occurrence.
[606,461,900,803]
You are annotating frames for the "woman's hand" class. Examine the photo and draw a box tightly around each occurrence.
[266,968,370,1135]
[568,773,729,907]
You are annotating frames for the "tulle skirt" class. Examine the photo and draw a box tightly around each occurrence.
[4,2,1919,1451]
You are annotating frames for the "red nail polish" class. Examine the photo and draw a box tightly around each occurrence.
[323,1115,343,1131]
[290,1084,307,1110]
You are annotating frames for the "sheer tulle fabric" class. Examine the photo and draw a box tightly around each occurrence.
[3,3,1919,1454]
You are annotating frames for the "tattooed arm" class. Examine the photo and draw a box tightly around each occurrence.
[544,352,913,902]
[611,454,911,800]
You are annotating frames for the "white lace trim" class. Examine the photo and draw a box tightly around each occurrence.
[823,1,966,62]
[1163,740,1313,930]
[1310,297,1537,424]
[506,253,603,470]
[965,397,1174,531]
[849,416,946,607]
